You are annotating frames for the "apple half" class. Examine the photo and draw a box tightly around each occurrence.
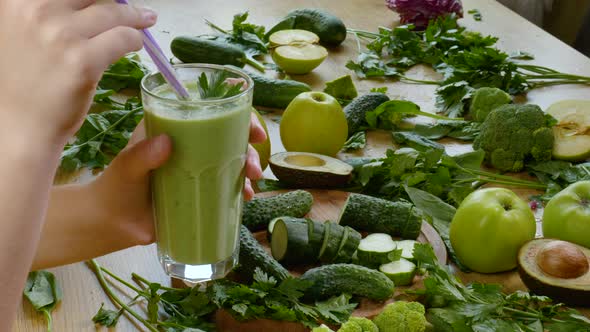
[546,100,590,161]
[269,29,328,75]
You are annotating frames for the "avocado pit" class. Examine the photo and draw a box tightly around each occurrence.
[536,240,589,279]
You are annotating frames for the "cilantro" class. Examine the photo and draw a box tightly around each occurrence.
[99,53,149,92]
[412,244,590,331]
[197,70,244,100]
[468,9,482,21]
[323,75,358,106]
[342,131,367,151]
[23,271,62,332]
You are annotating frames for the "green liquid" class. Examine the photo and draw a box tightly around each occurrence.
[144,84,250,265]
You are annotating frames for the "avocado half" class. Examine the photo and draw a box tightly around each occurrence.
[269,152,353,188]
[518,238,590,306]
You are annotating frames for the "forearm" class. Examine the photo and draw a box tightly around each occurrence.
[0,131,63,328]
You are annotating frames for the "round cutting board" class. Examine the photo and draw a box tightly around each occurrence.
[214,189,448,332]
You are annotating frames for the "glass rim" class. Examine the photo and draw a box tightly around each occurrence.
[140,63,255,105]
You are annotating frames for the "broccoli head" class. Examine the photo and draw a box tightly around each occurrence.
[373,301,427,332]
[473,104,555,172]
[338,317,379,332]
[469,87,512,122]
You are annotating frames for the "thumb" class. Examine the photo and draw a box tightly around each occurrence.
[111,134,172,181]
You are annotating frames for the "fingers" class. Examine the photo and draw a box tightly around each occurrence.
[74,3,157,38]
[249,113,267,144]
[85,26,144,72]
[245,145,263,181]
[243,178,255,201]
[68,0,96,10]
[110,134,172,182]
[128,120,146,146]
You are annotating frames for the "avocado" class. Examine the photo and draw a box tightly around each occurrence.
[269,152,353,188]
[517,238,590,307]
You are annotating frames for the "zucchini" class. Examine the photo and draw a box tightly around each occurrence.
[300,264,395,301]
[318,222,345,263]
[338,193,423,239]
[248,71,312,109]
[307,219,325,254]
[396,240,419,261]
[267,9,347,46]
[379,258,417,286]
[270,218,312,264]
[171,36,264,71]
[242,190,313,232]
[356,233,398,268]
[344,93,390,135]
[267,216,307,241]
[236,225,290,282]
[333,226,362,263]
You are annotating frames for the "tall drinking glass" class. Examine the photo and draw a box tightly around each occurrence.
[141,64,253,282]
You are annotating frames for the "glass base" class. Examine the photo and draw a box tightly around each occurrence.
[159,247,239,283]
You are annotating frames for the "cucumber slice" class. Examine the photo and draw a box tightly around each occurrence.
[319,222,345,263]
[237,225,290,283]
[546,100,590,161]
[357,233,397,268]
[271,43,328,75]
[396,240,419,261]
[307,219,325,255]
[269,29,320,47]
[270,218,310,264]
[379,258,417,286]
[267,216,306,241]
[334,226,362,263]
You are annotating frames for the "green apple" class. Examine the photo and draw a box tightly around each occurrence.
[251,108,271,171]
[280,91,348,157]
[450,188,536,273]
[272,44,328,75]
[546,100,590,161]
[543,181,590,248]
[269,29,320,47]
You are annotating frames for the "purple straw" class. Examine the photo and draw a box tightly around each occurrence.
[115,0,190,100]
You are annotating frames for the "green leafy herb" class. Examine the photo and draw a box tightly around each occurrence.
[23,271,62,332]
[323,75,358,105]
[342,131,367,151]
[99,53,149,92]
[370,87,389,93]
[510,51,535,60]
[412,120,480,141]
[197,71,245,100]
[527,160,590,201]
[467,9,482,21]
[412,243,590,331]
[365,100,460,131]
[92,304,122,327]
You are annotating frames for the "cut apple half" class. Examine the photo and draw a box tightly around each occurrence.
[271,43,328,75]
[268,29,320,47]
[546,100,590,162]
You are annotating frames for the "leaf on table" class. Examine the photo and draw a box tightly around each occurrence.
[342,131,367,151]
[98,53,149,92]
[323,75,358,104]
[92,304,122,327]
[23,271,62,332]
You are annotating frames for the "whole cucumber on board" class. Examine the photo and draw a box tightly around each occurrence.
[267,8,347,46]
[242,190,313,232]
[170,36,265,72]
[248,71,312,109]
[300,264,395,301]
[338,193,423,239]
[236,225,290,282]
[345,93,391,135]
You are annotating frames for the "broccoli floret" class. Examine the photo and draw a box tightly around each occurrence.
[373,301,427,332]
[469,87,512,122]
[313,324,335,332]
[338,317,378,332]
[473,104,555,172]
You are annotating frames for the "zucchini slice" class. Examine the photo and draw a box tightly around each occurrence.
[379,258,417,286]
[357,233,397,267]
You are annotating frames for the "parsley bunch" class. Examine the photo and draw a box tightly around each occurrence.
[347,15,590,117]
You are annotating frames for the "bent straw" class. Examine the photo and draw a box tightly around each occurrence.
[115,0,190,100]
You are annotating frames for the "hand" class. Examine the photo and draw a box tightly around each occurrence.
[91,114,267,246]
[0,0,157,146]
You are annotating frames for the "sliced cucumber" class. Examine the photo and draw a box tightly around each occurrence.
[396,240,419,262]
[307,219,325,255]
[270,218,310,265]
[379,258,417,286]
[267,216,306,241]
[319,222,345,263]
[357,233,397,268]
[334,226,362,263]
[237,225,290,283]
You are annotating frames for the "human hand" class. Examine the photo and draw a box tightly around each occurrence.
[91,114,266,246]
[0,0,157,146]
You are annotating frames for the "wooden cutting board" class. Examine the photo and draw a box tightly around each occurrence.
[214,189,448,332]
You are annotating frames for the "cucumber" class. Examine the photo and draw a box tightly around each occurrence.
[379,258,417,286]
[267,216,307,241]
[242,190,313,232]
[236,225,290,282]
[338,193,423,239]
[357,233,398,268]
[318,222,345,263]
[267,9,347,46]
[300,264,395,301]
[333,226,362,263]
[307,219,325,254]
[248,71,312,109]
[271,218,312,264]
[396,240,419,261]
[344,93,391,134]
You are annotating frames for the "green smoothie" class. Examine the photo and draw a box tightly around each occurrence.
[144,84,251,265]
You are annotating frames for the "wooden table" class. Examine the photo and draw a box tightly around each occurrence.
[13,0,590,330]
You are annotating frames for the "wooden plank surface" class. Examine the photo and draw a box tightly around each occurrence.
[13,0,590,330]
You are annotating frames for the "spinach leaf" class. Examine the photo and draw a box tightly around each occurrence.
[99,53,149,92]
[323,75,358,105]
[365,100,455,130]
[342,131,366,151]
[92,304,122,327]
[24,271,62,332]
